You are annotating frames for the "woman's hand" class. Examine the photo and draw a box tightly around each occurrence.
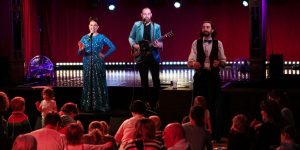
[99,52,105,58]
[78,41,85,51]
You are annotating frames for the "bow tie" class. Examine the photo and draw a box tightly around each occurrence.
[204,40,212,43]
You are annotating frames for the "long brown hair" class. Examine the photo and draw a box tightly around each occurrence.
[200,21,217,38]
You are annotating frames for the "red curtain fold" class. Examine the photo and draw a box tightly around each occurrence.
[22,0,40,69]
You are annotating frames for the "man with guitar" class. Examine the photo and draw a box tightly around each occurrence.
[187,21,226,142]
[129,7,162,111]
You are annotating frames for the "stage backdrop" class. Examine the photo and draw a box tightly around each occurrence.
[22,0,300,66]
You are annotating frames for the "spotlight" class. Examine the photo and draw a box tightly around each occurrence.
[242,0,248,7]
[107,0,116,11]
[174,1,181,8]
[108,4,115,11]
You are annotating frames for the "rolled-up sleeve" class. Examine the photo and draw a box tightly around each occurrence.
[188,40,198,62]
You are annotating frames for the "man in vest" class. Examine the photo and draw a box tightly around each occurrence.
[187,21,226,141]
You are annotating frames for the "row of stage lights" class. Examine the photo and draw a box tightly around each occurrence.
[56,61,300,66]
[56,61,188,66]
[106,1,183,11]
[105,0,249,11]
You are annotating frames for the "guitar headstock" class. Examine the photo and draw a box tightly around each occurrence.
[163,30,174,39]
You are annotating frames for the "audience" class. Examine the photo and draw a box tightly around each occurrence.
[227,114,250,150]
[0,91,10,150]
[12,134,37,150]
[83,120,117,149]
[267,89,295,129]
[114,100,146,150]
[193,96,212,134]
[3,85,300,150]
[8,96,32,142]
[30,112,65,150]
[65,123,112,150]
[149,115,163,143]
[58,102,79,135]
[251,100,282,150]
[123,118,164,150]
[276,125,300,150]
[163,122,191,150]
[182,106,212,150]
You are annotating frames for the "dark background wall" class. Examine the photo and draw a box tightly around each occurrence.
[0,0,299,65]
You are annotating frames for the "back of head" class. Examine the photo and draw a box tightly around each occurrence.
[44,111,61,127]
[149,115,161,130]
[60,102,78,115]
[163,123,185,148]
[0,91,9,112]
[194,96,206,107]
[88,121,104,144]
[129,100,146,114]
[12,134,37,150]
[282,125,296,140]
[42,87,55,99]
[190,106,205,126]
[88,121,102,132]
[66,123,84,145]
[260,100,281,124]
[232,114,248,133]
[267,89,289,107]
[10,97,25,112]
[135,118,156,139]
[99,121,109,135]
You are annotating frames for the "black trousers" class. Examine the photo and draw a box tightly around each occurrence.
[193,69,223,140]
[137,55,160,108]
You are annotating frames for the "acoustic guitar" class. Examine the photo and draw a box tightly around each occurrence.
[131,30,174,58]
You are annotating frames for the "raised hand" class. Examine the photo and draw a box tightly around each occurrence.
[78,41,85,51]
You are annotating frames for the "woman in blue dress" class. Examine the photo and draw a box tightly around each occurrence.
[78,17,116,112]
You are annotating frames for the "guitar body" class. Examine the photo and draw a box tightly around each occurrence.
[131,30,174,60]
[131,40,151,58]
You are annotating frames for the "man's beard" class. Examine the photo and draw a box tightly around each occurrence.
[202,31,211,37]
[143,17,151,24]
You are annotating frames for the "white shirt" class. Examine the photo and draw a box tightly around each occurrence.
[30,128,65,150]
[188,39,226,70]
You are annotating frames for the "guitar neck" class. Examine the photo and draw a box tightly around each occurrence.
[149,36,165,46]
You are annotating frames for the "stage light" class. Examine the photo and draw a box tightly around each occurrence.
[107,0,116,11]
[174,1,181,8]
[242,0,249,7]
[108,4,115,11]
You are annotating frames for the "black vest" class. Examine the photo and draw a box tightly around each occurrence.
[196,39,219,72]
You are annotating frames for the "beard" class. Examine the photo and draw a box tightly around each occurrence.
[201,31,211,37]
[143,17,151,24]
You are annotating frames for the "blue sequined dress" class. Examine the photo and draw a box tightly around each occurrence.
[78,34,116,112]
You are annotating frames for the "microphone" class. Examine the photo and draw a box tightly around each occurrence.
[89,33,93,41]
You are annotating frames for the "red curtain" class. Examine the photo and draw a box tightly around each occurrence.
[22,0,40,69]
[22,0,300,63]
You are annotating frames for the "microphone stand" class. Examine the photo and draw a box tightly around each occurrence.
[89,34,93,111]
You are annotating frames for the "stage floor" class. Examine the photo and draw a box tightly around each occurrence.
[44,67,249,87]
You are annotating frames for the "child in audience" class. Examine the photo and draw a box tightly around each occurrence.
[8,96,32,142]
[12,134,37,150]
[194,96,212,134]
[276,125,300,150]
[35,87,57,127]
[149,115,163,143]
[228,114,250,150]
[0,91,10,150]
